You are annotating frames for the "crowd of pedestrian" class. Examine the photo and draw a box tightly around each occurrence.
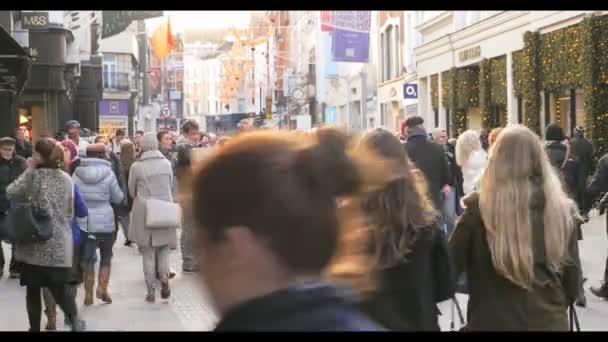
[1,113,608,331]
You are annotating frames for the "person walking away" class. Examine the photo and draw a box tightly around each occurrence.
[584,150,608,300]
[157,131,178,279]
[455,130,487,196]
[404,116,450,213]
[14,127,32,159]
[65,120,89,157]
[570,127,594,220]
[0,137,27,279]
[544,124,586,307]
[176,120,201,273]
[118,140,136,246]
[41,147,88,330]
[188,128,386,331]
[72,143,124,305]
[7,138,85,331]
[128,133,177,302]
[449,125,581,331]
[111,129,125,156]
[432,130,458,237]
[329,128,453,330]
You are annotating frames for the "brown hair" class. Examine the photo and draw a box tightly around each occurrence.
[35,137,64,169]
[489,127,504,147]
[120,139,136,172]
[190,128,399,276]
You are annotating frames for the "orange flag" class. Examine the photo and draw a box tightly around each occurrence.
[151,16,174,59]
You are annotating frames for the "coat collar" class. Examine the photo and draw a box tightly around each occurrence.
[139,150,165,161]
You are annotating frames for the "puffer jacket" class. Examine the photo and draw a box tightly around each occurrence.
[72,158,124,234]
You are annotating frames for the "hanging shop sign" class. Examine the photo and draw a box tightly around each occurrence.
[403,84,418,99]
[321,11,333,32]
[458,46,481,63]
[21,12,49,30]
[99,100,128,116]
[331,11,371,63]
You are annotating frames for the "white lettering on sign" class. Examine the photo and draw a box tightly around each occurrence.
[458,46,481,63]
[22,12,49,29]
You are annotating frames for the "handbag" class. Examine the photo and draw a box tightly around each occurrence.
[141,168,181,229]
[7,197,52,244]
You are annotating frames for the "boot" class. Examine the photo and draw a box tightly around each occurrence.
[83,272,95,306]
[145,284,155,303]
[96,266,112,304]
[590,282,608,299]
[66,314,86,332]
[160,277,171,300]
[576,278,587,308]
[44,307,57,331]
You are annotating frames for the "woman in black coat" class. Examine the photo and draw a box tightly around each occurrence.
[329,128,454,330]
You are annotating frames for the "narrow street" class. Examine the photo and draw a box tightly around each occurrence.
[1,213,607,331]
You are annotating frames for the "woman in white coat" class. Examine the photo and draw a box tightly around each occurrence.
[456,130,487,195]
[128,133,176,302]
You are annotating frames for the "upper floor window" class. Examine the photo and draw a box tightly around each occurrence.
[381,24,400,82]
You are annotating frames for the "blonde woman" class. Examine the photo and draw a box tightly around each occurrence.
[456,130,487,195]
[449,125,581,331]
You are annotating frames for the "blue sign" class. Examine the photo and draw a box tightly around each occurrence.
[404,84,418,99]
[325,107,337,125]
[331,11,371,63]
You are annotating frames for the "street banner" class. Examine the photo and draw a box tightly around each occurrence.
[102,11,163,39]
[149,67,161,96]
[331,11,371,63]
[320,11,333,32]
[324,33,338,79]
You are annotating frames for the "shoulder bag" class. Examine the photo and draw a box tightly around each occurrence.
[141,167,181,229]
[7,172,53,243]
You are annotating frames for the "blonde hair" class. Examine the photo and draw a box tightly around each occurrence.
[488,127,504,147]
[456,130,482,167]
[479,125,577,290]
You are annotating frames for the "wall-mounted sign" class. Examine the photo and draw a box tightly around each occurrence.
[169,91,181,100]
[99,100,128,116]
[403,84,418,99]
[22,12,49,30]
[458,46,481,63]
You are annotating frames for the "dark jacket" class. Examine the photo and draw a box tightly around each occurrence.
[0,155,27,213]
[14,140,32,159]
[214,282,383,331]
[405,135,450,210]
[176,139,196,180]
[570,135,593,179]
[545,141,578,198]
[586,153,608,208]
[449,193,580,331]
[361,226,453,331]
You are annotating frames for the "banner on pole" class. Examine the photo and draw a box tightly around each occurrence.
[320,11,333,32]
[331,11,371,63]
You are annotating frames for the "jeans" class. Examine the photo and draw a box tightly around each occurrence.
[27,285,78,331]
[442,186,457,238]
[180,211,197,271]
[82,234,113,272]
[143,245,170,289]
[119,215,131,242]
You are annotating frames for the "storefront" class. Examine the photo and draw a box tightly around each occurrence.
[99,100,129,137]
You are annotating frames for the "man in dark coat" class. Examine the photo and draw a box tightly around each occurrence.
[586,152,608,300]
[13,127,32,159]
[570,127,594,216]
[404,116,450,212]
[0,137,27,278]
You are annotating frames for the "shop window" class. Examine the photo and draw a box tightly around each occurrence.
[434,109,439,128]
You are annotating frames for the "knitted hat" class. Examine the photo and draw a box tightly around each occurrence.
[86,143,107,153]
[140,132,158,152]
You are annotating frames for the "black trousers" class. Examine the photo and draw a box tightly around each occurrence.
[26,285,77,331]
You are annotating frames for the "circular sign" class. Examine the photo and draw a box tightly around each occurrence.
[161,105,171,118]
[292,88,304,100]
[405,85,417,97]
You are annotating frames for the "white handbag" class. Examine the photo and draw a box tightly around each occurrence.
[141,169,181,229]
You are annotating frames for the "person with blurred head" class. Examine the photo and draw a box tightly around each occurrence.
[176,120,201,273]
[217,136,231,148]
[237,118,254,134]
[456,130,487,196]
[0,137,27,279]
[7,138,85,331]
[449,125,581,331]
[570,126,594,218]
[404,116,450,213]
[72,143,124,306]
[60,139,80,176]
[488,127,503,148]
[134,130,145,155]
[128,133,177,302]
[112,129,126,156]
[65,120,88,156]
[117,139,136,247]
[41,141,88,331]
[189,128,384,331]
[14,127,32,159]
[328,128,453,330]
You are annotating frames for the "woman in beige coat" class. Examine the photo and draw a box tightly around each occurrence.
[128,133,176,302]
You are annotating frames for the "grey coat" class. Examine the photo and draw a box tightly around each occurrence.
[128,150,176,247]
[72,158,124,234]
[7,168,74,268]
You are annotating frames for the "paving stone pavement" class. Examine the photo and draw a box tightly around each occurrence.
[1,213,608,331]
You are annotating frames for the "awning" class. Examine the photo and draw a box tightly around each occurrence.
[0,25,31,95]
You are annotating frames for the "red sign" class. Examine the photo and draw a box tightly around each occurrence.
[321,11,333,32]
